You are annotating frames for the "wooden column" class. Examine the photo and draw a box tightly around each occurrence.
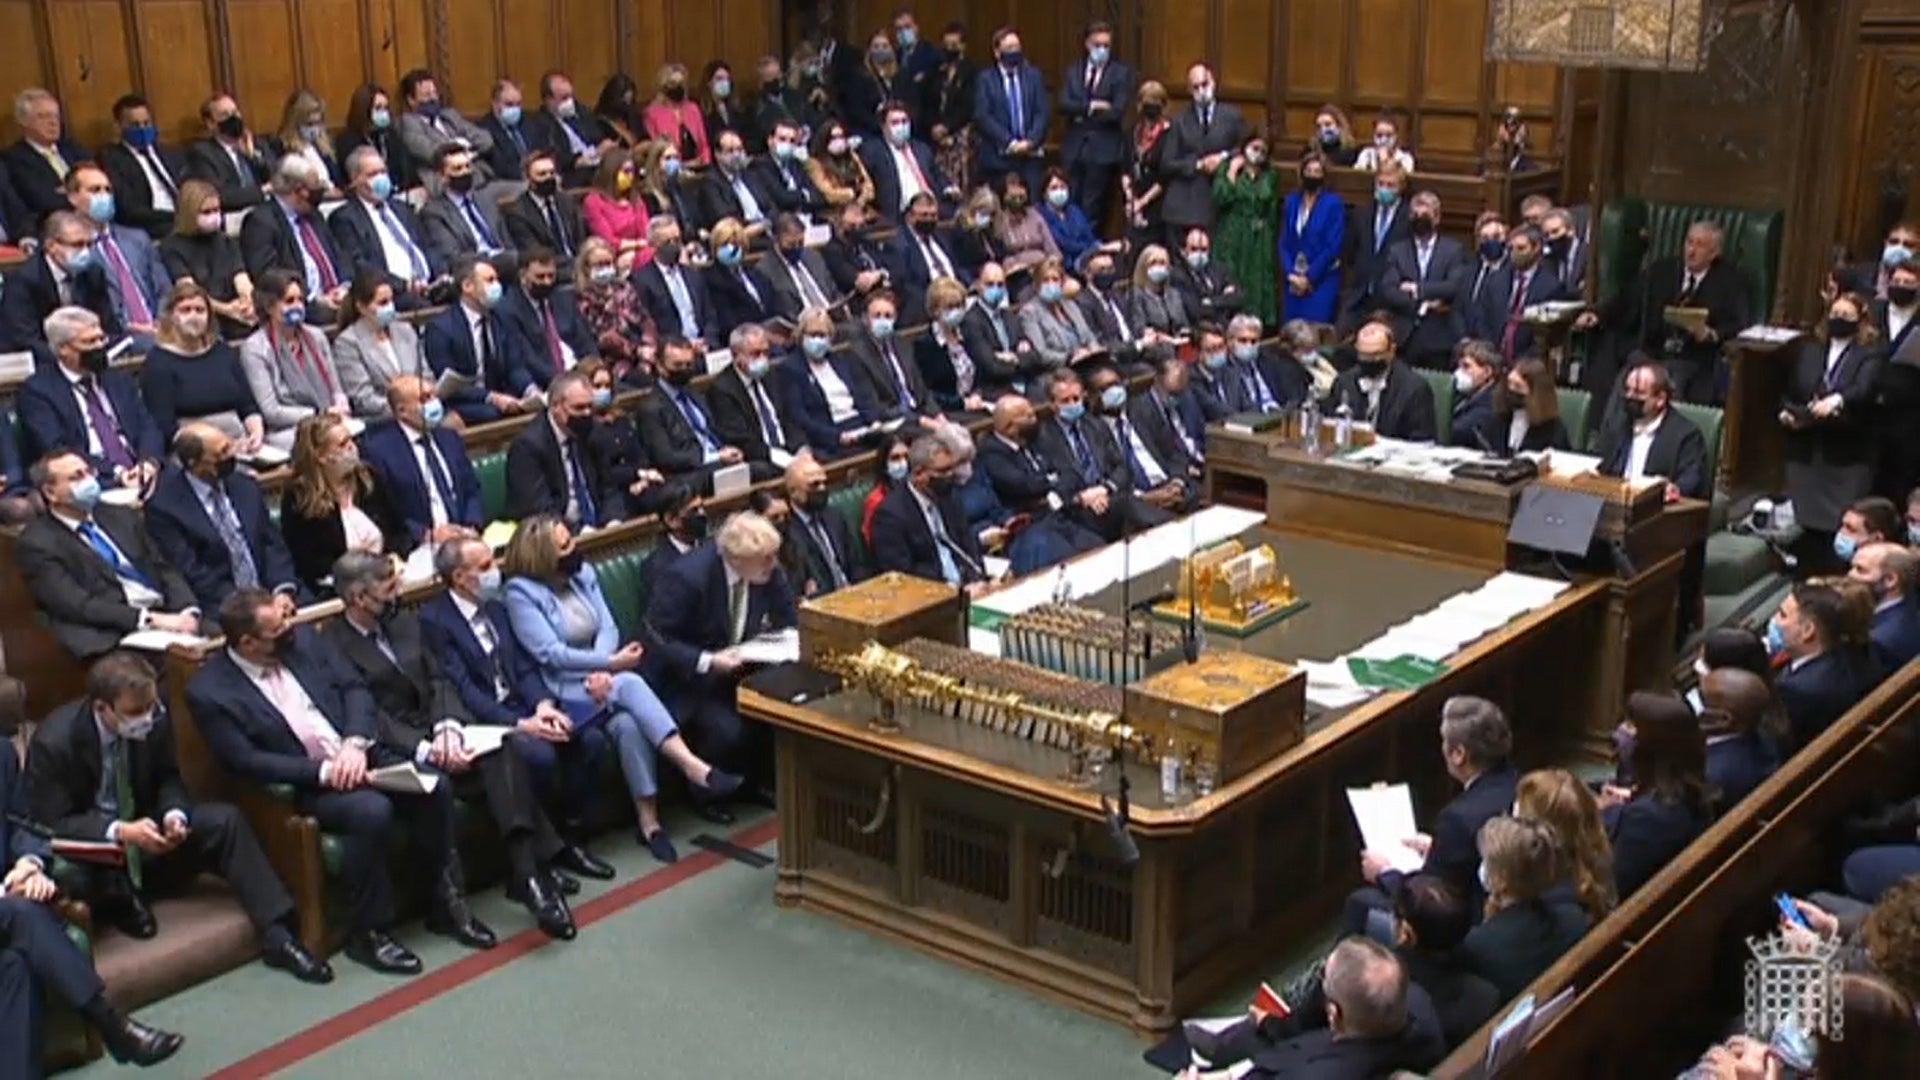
[1778,0,1869,323]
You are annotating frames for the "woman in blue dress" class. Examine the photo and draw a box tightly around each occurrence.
[1277,152,1347,325]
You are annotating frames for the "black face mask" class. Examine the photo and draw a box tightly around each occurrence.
[945,47,965,62]
[1891,285,1919,307]
[1091,271,1117,290]
[927,474,956,498]
[527,280,555,302]
[802,487,829,513]
[445,172,475,194]
[680,509,710,540]
[531,177,560,198]
[1623,397,1649,421]
[79,347,110,375]
[1410,216,1436,238]
[665,84,687,103]
[556,551,584,577]
[1301,174,1323,193]
[1142,103,1164,120]
[1545,235,1572,259]
[911,218,936,236]
[215,456,239,480]
[1829,317,1859,340]
[665,366,697,386]
[655,242,682,266]
[565,413,595,441]
[1356,355,1390,376]
[780,244,804,261]
[217,115,246,139]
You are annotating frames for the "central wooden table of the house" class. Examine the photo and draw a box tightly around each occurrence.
[741,516,1613,1036]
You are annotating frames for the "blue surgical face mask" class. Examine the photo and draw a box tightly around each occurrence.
[1100,385,1127,411]
[1186,250,1210,270]
[941,307,965,327]
[717,244,743,267]
[888,122,912,146]
[481,280,504,307]
[887,459,910,482]
[71,474,103,510]
[420,397,445,427]
[1375,186,1399,207]
[372,302,397,327]
[63,246,95,274]
[982,283,1008,307]
[897,26,918,48]
[1908,522,1920,546]
[1047,188,1070,209]
[746,358,771,381]
[1885,244,1913,269]
[371,107,392,130]
[475,566,503,600]
[1059,401,1086,423]
[663,157,682,177]
[1039,282,1064,303]
[117,710,157,741]
[590,266,617,284]
[869,316,895,338]
[86,193,116,225]
[282,304,307,327]
[497,104,523,126]
[1764,618,1786,655]
[1232,343,1259,363]
[802,334,831,358]
[124,124,158,150]
[369,173,393,201]
[1146,264,1169,285]
[1089,44,1111,65]
[1204,351,1229,370]
[1834,533,1858,562]
[592,387,613,410]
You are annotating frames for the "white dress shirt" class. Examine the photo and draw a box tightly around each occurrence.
[127,143,176,212]
[52,509,162,612]
[1890,303,1916,345]
[402,420,451,527]
[226,648,349,776]
[1625,410,1667,482]
[362,197,423,282]
[889,144,929,209]
[808,358,859,423]
[451,590,511,702]
[1506,412,1530,453]
[59,364,119,459]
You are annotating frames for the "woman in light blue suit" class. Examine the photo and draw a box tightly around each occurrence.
[503,515,740,863]
[1278,152,1347,325]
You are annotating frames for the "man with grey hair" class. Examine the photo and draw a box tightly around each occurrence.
[1344,695,1518,938]
[1540,206,1586,292]
[1852,541,1920,669]
[1378,189,1469,370]
[328,145,444,305]
[321,551,579,940]
[0,210,122,350]
[871,433,988,589]
[238,154,349,319]
[1575,216,1749,405]
[15,304,162,489]
[505,369,614,528]
[3,87,84,228]
[709,320,801,467]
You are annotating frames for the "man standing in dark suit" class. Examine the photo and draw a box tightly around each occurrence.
[421,537,615,877]
[1540,207,1588,297]
[1575,219,1749,404]
[0,213,125,351]
[97,95,189,240]
[239,155,350,319]
[1852,542,1920,671]
[322,553,576,939]
[17,450,202,662]
[16,307,159,485]
[495,247,598,387]
[706,323,804,468]
[185,94,272,211]
[1345,696,1518,938]
[784,455,870,597]
[1,88,86,235]
[505,371,618,530]
[422,255,543,423]
[637,336,765,493]
[1158,63,1246,249]
[327,147,445,309]
[1467,226,1566,362]
[1341,163,1412,331]
[1592,362,1710,501]
[1770,580,1879,750]
[871,433,986,588]
[973,27,1049,194]
[1377,191,1469,370]
[1322,320,1438,443]
[25,651,327,979]
[1058,20,1132,227]
[0,727,184,1071]
[144,423,301,612]
[359,375,484,546]
[632,216,718,346]
[188,588,495,974]
[501,150,585,261]
[647,511,798,799]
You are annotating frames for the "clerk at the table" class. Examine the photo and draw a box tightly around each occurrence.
[1592,361,1709,502]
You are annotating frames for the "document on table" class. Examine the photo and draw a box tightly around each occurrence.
[1296,659,1377,710]
[367,763,441,794]
[120,629,212,653]
[711,462,753,499]
[241,444,291,467]
[703,347,734,375]
[1345,783,1423,873]
[435,368,476,398]
[1542,450,1603,477]
[459,725,516,758]
[734,628,799,666]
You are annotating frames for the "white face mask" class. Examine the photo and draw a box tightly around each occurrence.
[1453,369,1478,394]
[1477,860,1491,893]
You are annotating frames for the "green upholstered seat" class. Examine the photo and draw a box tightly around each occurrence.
[830,480,876,565]
[474,452,509,524]
[1555,388,1591,453]
[591,545,655,642]
[1672,402,1727,529]
[1705,531,1775,597]
[1418,368,1455,444]
[1596,196,1784,324]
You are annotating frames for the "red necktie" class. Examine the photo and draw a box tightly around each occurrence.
[1502,272,1529,360]
[99,238,151,325]
[295,216,339,291]
[542,301,565,373]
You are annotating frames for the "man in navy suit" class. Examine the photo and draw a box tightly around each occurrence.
[871,433,986,589]
[526,71,616,187]
[1770,580,1879,750]
[1377,191,1469,370]
[328,147,446,311]
[16,307,162,489]
[144,422,301,612]
[636,336,764,492]
[1345,696,1518,939]
[0,212,124,351]
[753,120,829,222]
[1,88,87,234]
[422,254,544,423]
[187,588,494,975]
[239,155,350,320]
[1592,362,1710,501]
[474,79,534,182]
[1341,163,1412,331]
[1,725,184,1071]
[892,194,970,325]
[974,27,1049,193]
[502,150,587,259]
[1540,207,1589,296]
[1467,226,1566,362]
[647,511,797,801]
[633,215,719,347]
[359,375,484,545]
[860,103,958,224]
[1058,20,1132,227]
[1853,542,1920,671]
[782,325,885,459]
[784,455,870,597]
[420,537,614,877]
[496,247,598,387]
[1698,668,1779,813]
[98,94,190,239]
[184,93,272,212]
[62,165,170,349]
[0,158,32,248]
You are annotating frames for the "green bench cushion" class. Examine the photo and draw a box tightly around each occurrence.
[1704,531,1773,598]
[830,481,875,565]
[474,452,509,524]
[1555,388,1591,453]
[1419,368,1455,444]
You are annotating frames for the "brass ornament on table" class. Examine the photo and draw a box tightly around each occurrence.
[999,602,1183,686]
[1151,540,1306,637]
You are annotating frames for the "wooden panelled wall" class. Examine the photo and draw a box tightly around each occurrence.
[1845,0,1920,256]
[0,0,779,148]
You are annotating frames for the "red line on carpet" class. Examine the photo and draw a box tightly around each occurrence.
[208,817,781,1079]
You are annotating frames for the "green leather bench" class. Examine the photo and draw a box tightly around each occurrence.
[1557,388,1591,452]
[1595,196,1785,325]
[1419,369,1456,444]
[474,451,509,525]
[829,481,875,567]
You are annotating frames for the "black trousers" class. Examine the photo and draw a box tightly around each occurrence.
[678,687,771,792]
[0,897,105,1079]
[305,774,457,933]
[61,801,294,937]
[455,741,564,881]
[1068,158,1116,230]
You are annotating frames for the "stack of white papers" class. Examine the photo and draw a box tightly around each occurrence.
[734,628,799,665]
[120,628,211,652]
[1346,783,1423,873]
[1297,659,1375,710]
[1737,325,1799,344]
[459,725,516,757]
[367,762,440,794]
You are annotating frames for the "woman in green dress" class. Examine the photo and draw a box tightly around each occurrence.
[1212,131,1280,326]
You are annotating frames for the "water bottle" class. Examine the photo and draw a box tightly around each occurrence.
[1335,403,1353,451]
[1303,396,1322,454]
[1159,735,1184,801]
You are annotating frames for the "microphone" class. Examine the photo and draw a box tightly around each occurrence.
[1470,420,1498,458]
[1100,777,1140,866]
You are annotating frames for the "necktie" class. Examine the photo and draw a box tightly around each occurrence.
[739,270,765,310]
[1241,363,1276,412]
[1006,72,1024,136]
[1120,423,1153,490]
[207,484,259,588]
[461,196,500,250]
[295,216,339,291]
[903,147,933,200]
[543,199,574,258]
[1503,273,1529,360]
[379,203,429,280]
[79,520,156,589]
[922,236,953,279]
[665,268,700,337]
[808,515,848,588]
[923,499,962,584]
[1375,208,1390,251]
[751,381,784,450]
[991,311,1011,350]
[40,144,69,180]
[506,124,527,156]
[565,440,598,527]
[1106,294,1130,340]
[1163,397,1200,460]
[478,315,497,376]
[418,434,456,512]
[729,578,749,643]
[1087,63,1100,93]
[98,237,152,325]
[81,379,137,470]
[143,147,177,197]
[1066,422,1098,484]
[794,260,830,309]
[884,343,916,409]
[111,738,142,889]
[540,300,567,373]
[1681,273,1699,301]
[672,388,719,451]
[265,667,340,760]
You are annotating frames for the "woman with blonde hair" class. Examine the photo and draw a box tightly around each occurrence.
[635,139,702,234]
[277,413,409,593]
[572,238,656,383]
[270,88,343,190]
[1461,815,1590,998]
[1514,768,1617,921]
[1306,104,1360,166]
[642,62,711,165]
[1128,243,1192,345]
[1123,81,1173,248]
[141,281,265,447]
[159,178,255,334]
[503,514,740,862]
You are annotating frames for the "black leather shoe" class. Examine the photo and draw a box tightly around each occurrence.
[425,905,498,950]
[344,930,423,975]
[743,784,778,810]
[552,843,615,880]
[110,894,158,940]
[690,801,736,825]
[262,937,334,984]
[517,874,577,940]
[547,867,582,896]
[99,1012,184,1067]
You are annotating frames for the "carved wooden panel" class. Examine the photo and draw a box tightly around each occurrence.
[298,0,375,122]
[1841,45,1920,265]
[134,1,221,143]
[43,0,135,147]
